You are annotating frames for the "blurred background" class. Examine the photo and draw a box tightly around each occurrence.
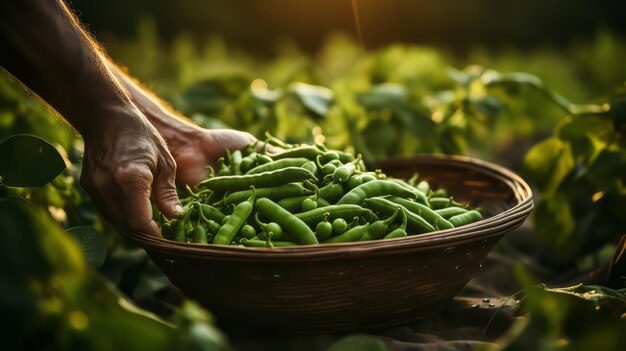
[74,0,626,55]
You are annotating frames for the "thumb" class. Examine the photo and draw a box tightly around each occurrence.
[153,168,182,218]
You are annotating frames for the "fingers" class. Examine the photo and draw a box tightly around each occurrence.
[81,161,163,237]
[113,163,159,236]
[152,162,183,218]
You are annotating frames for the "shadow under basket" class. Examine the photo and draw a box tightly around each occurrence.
[124,155,533,334]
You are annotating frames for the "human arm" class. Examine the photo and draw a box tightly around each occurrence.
[104,61,257,186]
[0,0,181,236]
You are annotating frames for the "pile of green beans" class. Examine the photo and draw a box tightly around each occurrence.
[157,137,483,247]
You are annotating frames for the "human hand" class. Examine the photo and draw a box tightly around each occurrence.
[79,106,181,237]
[169,128,257,186]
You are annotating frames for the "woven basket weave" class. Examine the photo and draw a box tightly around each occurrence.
[124,155,533,333]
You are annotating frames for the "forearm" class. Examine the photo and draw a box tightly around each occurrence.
[105,60,203,149]
[0,0,135,139]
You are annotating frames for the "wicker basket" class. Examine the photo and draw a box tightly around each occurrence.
[124,155,533,333]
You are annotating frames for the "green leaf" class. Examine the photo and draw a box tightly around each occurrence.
[291,82,334,116]
[357,83,407,108]
[522,137,575,195]
[326,334,388,351]
[586,150,626,192]
[0,134,66,187]
[66,226,107,267]
[534,195,575,254]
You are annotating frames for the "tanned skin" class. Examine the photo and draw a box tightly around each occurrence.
[0,0,256,236]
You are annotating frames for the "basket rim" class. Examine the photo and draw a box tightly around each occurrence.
[124,154,533,260]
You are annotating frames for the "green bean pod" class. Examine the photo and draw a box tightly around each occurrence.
[230,150,243,175]
[199,167,316,192]
[386,178,429,206]
[160,222,173,240]
[295,205,377,226]
[429,197,463,210]
[240,154,257,173]
[277,195,329,212]
[431,188,448,198]
[337,180,416,205]
[255,198,319,245]
[222,183,313,206]
[332,155,361,183]
[173,221,187,242]
[241,239,297,247]
[448,210,483,227]
[384,208,408,239]
[387,196,454,230]
[323,224,369,243]
[360,209,399,241]
[416,180,430,195]
[191,226,208,244]
[318,183,344,203]
[199,204,226,223]
[245,157,310,175]
[269,146,325,160]
[363,197,435,234]
[213,191,255,245]
[435,206,469,219]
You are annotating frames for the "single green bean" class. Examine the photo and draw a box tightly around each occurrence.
[323,224,369,243]
[448,210,483,227]
[337,180,416,205]
[199,167,316,192]
[363,197,435,234]
[255,198,319,245]
[435,207,469,219]
[222,183,313,206]
[269,145,325,160]
[213,191,255,245]
[241,239,297,247]
[295,205,377,226]
[388,196,454,230]
[191,226,208,244]
[246,157,310,175]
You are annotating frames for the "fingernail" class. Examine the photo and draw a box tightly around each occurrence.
[174,204,183,214]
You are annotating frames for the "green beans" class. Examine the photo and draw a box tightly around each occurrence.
[198,204,226,223]
[318,183,344,203]
[332,155,361,183]
[363,197,435,234]
[245,158,310,175]
[387,196,454,230]
[435,207,468,219]
[337,180,416,205]
[157,139,484,247]
[295,205,376,226]
[213,190,255,245]
[255,198,319,245]
[191,226,208,244]
[448,210,483,227]
[241,239,297,247]
[269,146,325,160]
[384,208,408,239]
[324,224,369,243]
[360,209,398,241]
[222,183,312,206]
[428,197,463,210]
[199,167,316,192]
